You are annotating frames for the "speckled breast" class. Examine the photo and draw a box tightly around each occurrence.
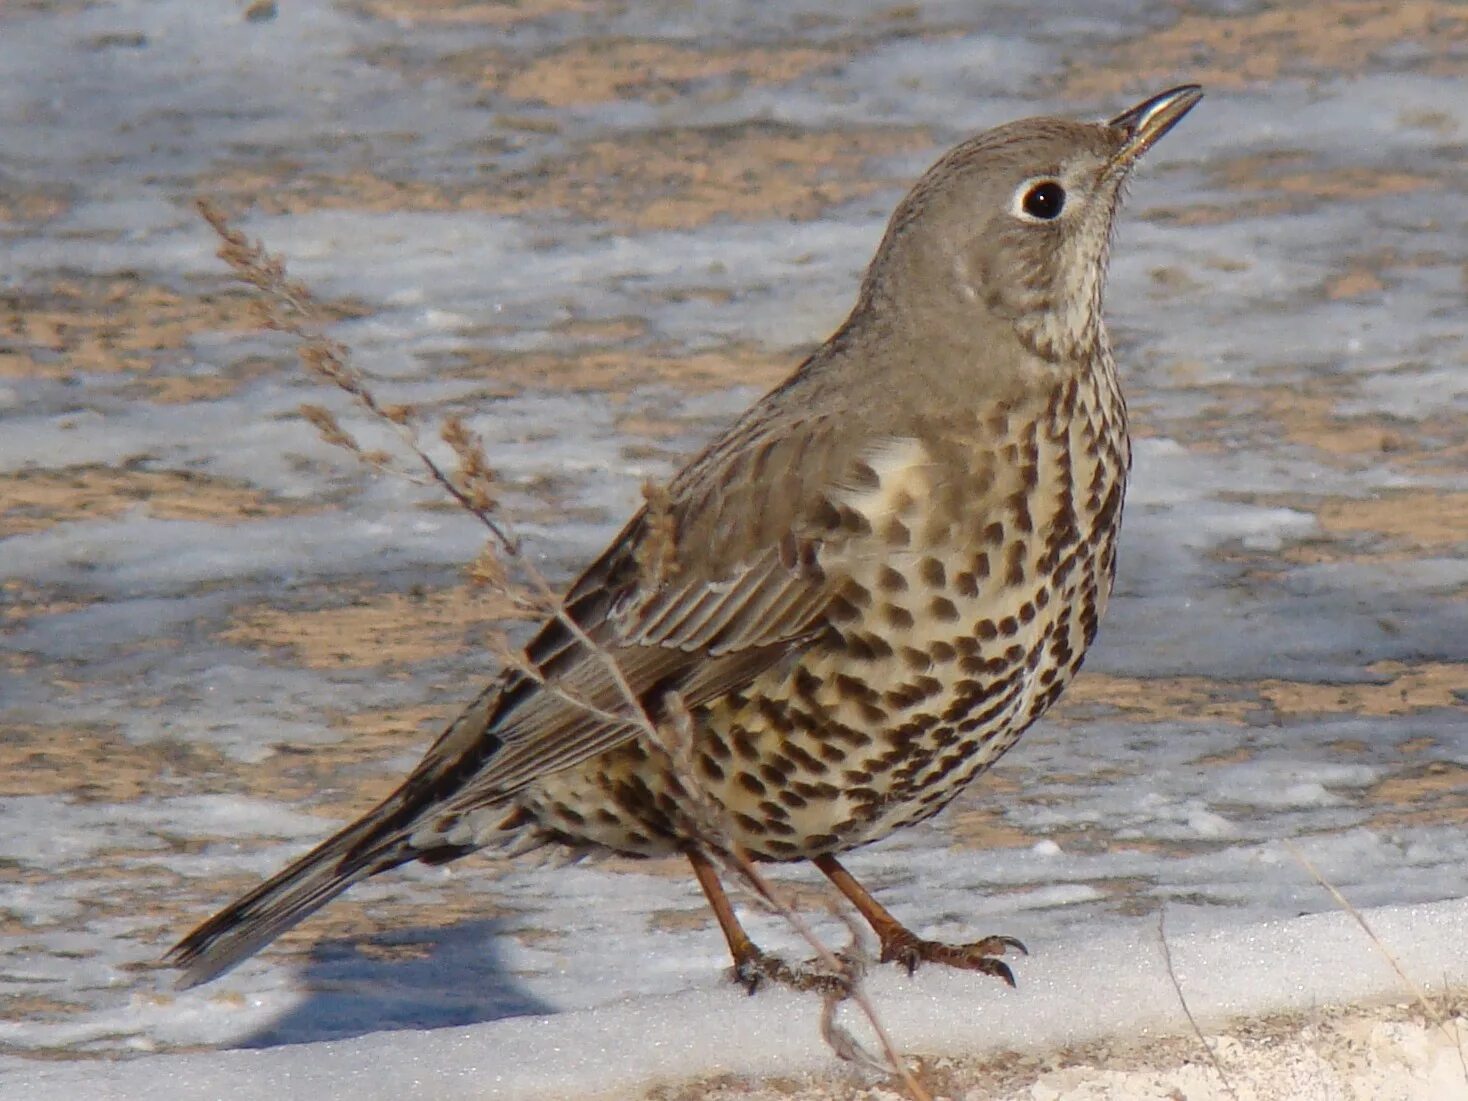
[523,369,1129,861]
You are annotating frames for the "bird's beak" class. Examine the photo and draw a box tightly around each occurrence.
[1108,85,1203,166]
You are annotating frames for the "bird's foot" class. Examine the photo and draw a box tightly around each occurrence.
[878,929,1027,986]
[730,947,854,997]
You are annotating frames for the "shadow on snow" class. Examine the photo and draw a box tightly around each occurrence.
[237,917,554,1048]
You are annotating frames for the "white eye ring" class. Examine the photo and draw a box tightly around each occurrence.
[1010,177,1067,223]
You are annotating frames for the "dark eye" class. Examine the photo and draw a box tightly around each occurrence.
[1021,180,1065,220]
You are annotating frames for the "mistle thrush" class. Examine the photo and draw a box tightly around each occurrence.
[170,85,1203,991]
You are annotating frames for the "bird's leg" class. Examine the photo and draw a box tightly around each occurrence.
[686,849,849,996]
[687,848,769,989]
[813,854,1026,986]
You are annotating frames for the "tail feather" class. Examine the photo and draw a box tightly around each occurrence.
[169,683,520,987]
[167,809,417,989]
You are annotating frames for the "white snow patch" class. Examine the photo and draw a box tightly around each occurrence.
[7,898,1468,1100]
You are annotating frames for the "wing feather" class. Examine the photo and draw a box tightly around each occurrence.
[432,547,829,801]
[376,406,884,830]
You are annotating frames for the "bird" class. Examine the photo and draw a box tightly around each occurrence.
[169,85,1202,993]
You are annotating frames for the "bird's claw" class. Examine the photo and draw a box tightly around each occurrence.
[731,948,854,997]
[878,929,1026,986]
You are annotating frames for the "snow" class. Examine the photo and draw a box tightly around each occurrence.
[8,899,1468,1099]
[3,0,1467,1098]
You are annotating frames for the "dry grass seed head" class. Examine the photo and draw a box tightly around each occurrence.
[441,415,498,513]
[298,403,360,454]
[635,479,679,588]
[196,197,317,326]
[467,545,512,593]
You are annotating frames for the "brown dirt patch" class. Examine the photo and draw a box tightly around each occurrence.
[1211,152,1442,202]
[1063,1,1468,99]
[0,189,69,224]
[1314,491,1468,549]
[1258,661,1465,718]
[476,124,931,230]
[0,466,315,537]
[0,273,368,393]
[1158,367,1468,485]
[1143,159,1446,226]
[437,341,794,396]
[0,726,223,803]
[205,124,932,231]
[1,580,97,627]
[1369,761,1468,805]
[0,275,264,381]
[1364,761,1468,830]
[1053,673,1255,725]
[351,0,596,26]
[1324,268,1387,299]
[1,700,449,818]
[121,358,285,404]
[220,584,522,668]
[1261,394,1393,458]
[1262,391,1369,450]
[647,907,714,934]
[944,806,1040,849]
[1141,197,1304,226]
[480,40,841,108]
[1046,663,1463,730]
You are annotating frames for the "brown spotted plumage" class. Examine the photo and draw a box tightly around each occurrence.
[169,86,1202,991]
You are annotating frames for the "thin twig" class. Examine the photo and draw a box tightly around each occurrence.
[730,854,931,1101]
[1286,840,1468,1083]
[1157,907,1238,1101]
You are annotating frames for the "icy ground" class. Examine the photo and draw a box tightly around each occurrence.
[1,0,1466,1098]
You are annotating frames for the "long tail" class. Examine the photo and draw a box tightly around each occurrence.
[165,800,427,989]
[167,684,512,987]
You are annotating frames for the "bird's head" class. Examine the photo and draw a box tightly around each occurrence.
[861,85,1202,366]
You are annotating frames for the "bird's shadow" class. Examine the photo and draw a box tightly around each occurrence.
[237,918,553,1048]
